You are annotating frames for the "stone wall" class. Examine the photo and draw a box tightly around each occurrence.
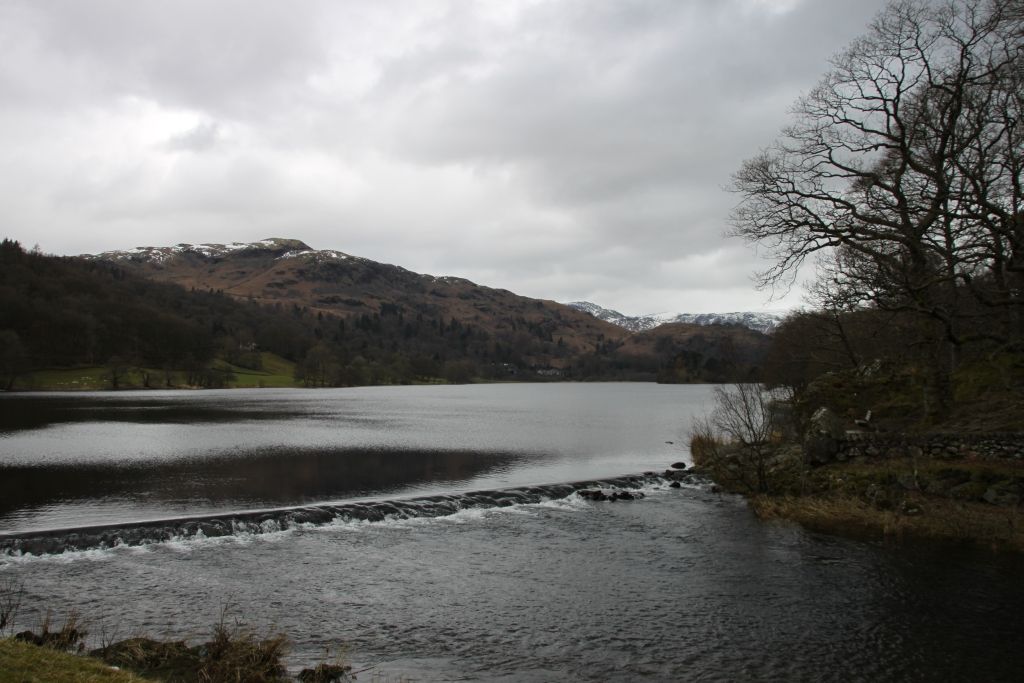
[833,432,1024,462]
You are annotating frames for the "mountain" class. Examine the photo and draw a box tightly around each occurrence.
[59,237,774,385]
[566,301,785,334]
[85,238,629,369]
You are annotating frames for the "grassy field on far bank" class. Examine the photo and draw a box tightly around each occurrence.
[9,352,302,391]
[215,353,300,389]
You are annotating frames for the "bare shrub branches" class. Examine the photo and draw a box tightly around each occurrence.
[0,577,24,635]
[689,384,795,493]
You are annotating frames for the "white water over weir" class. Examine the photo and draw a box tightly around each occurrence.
[0,471,702,556]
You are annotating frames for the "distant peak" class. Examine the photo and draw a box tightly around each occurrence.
[566,301,785,334]
[258,237,312,251]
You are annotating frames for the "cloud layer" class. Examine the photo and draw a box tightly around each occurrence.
[0,0,889,314]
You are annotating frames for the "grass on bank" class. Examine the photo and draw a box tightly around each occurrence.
[0,597,352,683]
[14,365,112,391]
[753,458,1024,551]
[751,492,1024,551]
[216,353,299,388]
[0,638,150,683]
[691,422,1024,551]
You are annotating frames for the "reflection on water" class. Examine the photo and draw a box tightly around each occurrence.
[0,447,520,533]
[0,384,710,532]
[0,394,316,432]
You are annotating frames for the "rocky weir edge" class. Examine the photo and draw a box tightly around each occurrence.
[0,466,705,557]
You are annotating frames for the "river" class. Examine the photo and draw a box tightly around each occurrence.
[1,384,1022,681]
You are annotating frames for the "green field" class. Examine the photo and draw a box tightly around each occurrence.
[12,353,301,391]
[218,353,300,388]
[14,366,112,391]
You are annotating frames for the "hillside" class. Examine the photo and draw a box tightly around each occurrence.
[0,239,318,389]
[86,238,628,368]
[0,237,771,388]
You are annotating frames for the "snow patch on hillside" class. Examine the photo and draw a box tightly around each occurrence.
[85,238,367,264]
[566,301,785,334]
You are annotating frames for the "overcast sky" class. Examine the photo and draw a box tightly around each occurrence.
[0,0,891,315]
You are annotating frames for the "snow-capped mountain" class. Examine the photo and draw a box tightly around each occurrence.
[80,239,634,356]
[85,238,356,264]
[86,241,786,336]
[565,301,638,329]
[566,301,785,334]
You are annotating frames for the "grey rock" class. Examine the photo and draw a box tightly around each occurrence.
[983,487,1021,507]
[897,473,919,491]
[804,407,845,465]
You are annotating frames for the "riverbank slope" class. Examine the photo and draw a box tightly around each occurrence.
[746,456,1024,551]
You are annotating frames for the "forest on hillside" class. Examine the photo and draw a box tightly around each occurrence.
[0,239,767,389]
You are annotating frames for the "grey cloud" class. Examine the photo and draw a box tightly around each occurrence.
[1,0,330,116]
[0,0,891,315]
[164,122,223,152]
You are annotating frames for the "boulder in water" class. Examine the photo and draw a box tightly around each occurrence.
[664,468,691,482]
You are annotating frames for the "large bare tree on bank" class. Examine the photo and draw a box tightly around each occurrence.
[731,0,1023,412]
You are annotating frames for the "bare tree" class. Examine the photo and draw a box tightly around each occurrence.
[690,384,787,493]
[731,0,1024,411]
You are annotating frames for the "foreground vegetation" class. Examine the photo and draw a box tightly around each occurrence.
[0,579,351,682]
[0,638,149,683]
[0,608,352,683]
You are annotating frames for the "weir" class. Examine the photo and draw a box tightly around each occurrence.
[0,471,704,557]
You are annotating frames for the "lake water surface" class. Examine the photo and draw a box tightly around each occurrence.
[1,384,1022,681]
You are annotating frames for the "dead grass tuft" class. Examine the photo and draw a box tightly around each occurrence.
[751,493,1024,551]
[15,609,87,653]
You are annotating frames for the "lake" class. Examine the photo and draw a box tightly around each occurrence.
[1,383,1022,681]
